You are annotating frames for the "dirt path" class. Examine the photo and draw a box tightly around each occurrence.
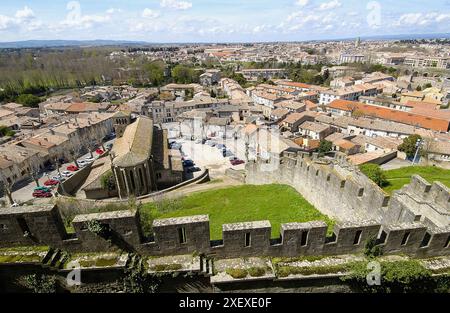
[139,175,243,204]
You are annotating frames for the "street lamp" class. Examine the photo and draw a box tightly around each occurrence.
[412,139,423,165]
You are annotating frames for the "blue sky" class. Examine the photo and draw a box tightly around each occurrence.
[0,0,450,42]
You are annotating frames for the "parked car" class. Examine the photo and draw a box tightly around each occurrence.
[34,187,51,193]
[44,179,60,186]
[67,165,79,172]
[95,149,104,155]
[78,160,88,167]
[182,160,195,167]
[10,203,19,208]
[216,144,226,150]
[52,174,65,182]
[33,191,52,198]
[230,159,245,166]
[187,167,201,173]
[62,171,73,178]
[84,157,95,163]
[106,143,113,150]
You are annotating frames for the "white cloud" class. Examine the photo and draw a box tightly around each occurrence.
[394,12,450,27]
[319,0,341,11]
[160,0,192,10]
[295,0,309,6]
[0,15,15,30]
[15,6,35,21]
[142,8,160,19]
[106,8,123,14]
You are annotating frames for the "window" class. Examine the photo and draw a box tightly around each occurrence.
[358,188,364,197]
[0,224,7,230]
[420,233,431,248]
[178,227,187,244]
[378,230,387,244]
[445,235,450,248]
[353,230,362,245]
[244,233,251,247]
[401,232,410,246]
[300,230,308,246]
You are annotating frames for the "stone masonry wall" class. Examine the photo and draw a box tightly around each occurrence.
[0,153,449,258]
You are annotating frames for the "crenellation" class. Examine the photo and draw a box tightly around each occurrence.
[429,182,450,210]
[0,153,449,258]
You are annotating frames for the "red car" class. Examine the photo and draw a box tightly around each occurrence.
[67,165,79,172]
[32,191,52,198]
[95,149,104,155]
[44,179,59,186]
[230,159,245,166]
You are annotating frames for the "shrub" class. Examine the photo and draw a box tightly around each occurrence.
[342,260,439,293]
[359,164,388,187]
[21,274,57,293]
[226,268,248,279]
[151,264,183,272]
[364,236,383,258]
[248,267,267,277]
[100,171,115,191]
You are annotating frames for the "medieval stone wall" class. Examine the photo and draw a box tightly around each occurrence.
[0,153,449,259]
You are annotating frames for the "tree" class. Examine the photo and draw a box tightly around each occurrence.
[171,65,198,84]
[359,164,388,187]
[416,85,422,91]
[0,125,15,137]
[398,134,422,159]
[0,171,16,206]
[15,94,42,108]
[144,62,165,86]
[318,140,332,156]
[28,161,42,187]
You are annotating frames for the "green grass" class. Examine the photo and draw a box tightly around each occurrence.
[383,166,450,195]
[140,184,334,240]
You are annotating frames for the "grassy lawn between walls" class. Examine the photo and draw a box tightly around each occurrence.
[140,184,334,240]
[383,166,450,195]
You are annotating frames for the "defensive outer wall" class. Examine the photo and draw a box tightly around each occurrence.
[0,153,449,259]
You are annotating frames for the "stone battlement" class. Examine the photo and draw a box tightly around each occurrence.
[0,153,448,258]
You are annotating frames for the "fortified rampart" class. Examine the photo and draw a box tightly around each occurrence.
[0,153,449,258]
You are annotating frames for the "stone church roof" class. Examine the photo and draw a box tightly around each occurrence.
[111,117,153,168]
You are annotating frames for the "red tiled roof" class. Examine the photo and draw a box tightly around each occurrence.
[328,100,450,132]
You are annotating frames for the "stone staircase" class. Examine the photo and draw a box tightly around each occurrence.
[41,248,70,270]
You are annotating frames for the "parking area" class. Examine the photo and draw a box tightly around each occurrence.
[172,136,247,178]
[4,137,116,205]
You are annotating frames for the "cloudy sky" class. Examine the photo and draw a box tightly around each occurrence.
[0,0,450,42]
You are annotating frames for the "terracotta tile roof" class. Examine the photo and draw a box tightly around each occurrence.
[328,100,450,132]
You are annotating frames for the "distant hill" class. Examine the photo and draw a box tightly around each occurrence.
[0,40,152,49]
[1,33,450,48]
